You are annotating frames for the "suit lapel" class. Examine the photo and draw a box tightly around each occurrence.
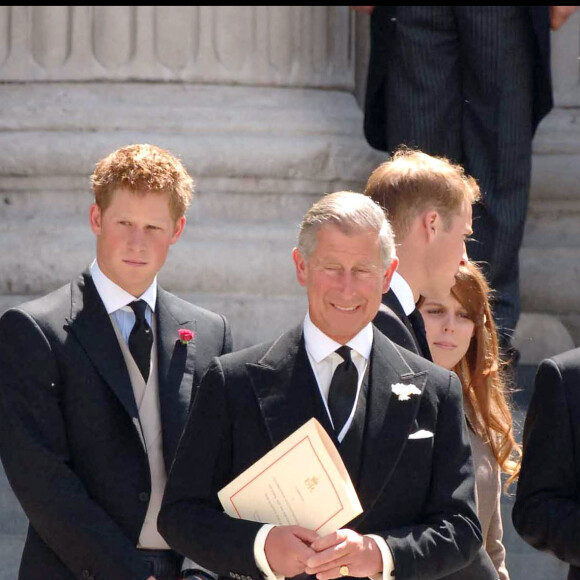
[382,289,407,322]
[247,325,336,449]
[383,289,424,358]
[156,287,197,463]
[65,271,139,419]
[339,366,369,486]
[351,328,427,529]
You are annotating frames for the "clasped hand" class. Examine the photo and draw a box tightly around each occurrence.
[264,526,382,579]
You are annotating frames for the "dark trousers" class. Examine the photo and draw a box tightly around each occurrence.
[384,5,534,342]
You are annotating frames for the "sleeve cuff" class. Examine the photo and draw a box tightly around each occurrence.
[254,524,284,580]
[366,534,394,580]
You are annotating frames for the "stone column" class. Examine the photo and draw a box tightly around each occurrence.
[515,12,580,362]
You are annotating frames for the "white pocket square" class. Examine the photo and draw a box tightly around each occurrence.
[408,429,434,440]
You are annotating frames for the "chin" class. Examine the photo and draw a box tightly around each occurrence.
[431,352,459,372]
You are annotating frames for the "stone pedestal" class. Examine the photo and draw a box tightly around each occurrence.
[0,6,384,349]
[514,11,580,361]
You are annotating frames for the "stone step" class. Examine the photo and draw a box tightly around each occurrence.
[0,84,369,140]
[0,218,305,298]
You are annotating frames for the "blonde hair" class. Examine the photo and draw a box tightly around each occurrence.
[365,147,480,240]
[91,143,194,221]
[451,261,521,491]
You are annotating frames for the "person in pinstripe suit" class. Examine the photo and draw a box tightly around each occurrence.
[355,5,576,351]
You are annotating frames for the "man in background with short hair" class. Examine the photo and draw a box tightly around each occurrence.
[366,148,478,361]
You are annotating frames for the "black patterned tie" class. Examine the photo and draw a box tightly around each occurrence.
[129,300,153,382]
[408,308,432,360]
[328,346,359,435]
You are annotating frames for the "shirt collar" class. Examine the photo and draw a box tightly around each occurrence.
[389,271,416,315]
[90,259,157,315]
[303,312,373,363]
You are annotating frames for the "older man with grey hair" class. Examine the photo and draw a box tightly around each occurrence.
[159,191,484,580]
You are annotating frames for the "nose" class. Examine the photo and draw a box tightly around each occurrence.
[443,314,455,333]
[128,227,145,249]
[459,243,468,266]
[338,271,356,296]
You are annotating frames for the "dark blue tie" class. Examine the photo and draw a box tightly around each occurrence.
[129,300,153,382]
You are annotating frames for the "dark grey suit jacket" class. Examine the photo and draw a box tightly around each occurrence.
[159,324,484,580]
[0,270,232,580]
[513,349,580,580]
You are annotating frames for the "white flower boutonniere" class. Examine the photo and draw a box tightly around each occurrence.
[392,383,421,401]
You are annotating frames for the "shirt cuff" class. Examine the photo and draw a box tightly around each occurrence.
[366,534,394,580]
[254,524,284,580]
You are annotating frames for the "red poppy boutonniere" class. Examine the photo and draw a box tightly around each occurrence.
[178,328,194,345]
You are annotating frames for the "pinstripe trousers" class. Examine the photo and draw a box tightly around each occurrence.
[384,6,534,343]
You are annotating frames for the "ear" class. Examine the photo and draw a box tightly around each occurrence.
[382,256,399,293]
[170,216,186,245]
[89,203,102,236]
[422,210,441,242]
[292,247,308,287]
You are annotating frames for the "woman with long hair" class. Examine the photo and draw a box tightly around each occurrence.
[419,260,520,580]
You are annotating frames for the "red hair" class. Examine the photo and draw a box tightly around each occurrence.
[451,261,521,490]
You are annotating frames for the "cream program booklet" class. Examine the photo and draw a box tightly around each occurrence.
[218,417,363,535]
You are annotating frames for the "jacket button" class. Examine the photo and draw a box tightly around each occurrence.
[139,492,149,502]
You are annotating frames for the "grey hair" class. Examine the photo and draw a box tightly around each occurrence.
[297,191,396,268]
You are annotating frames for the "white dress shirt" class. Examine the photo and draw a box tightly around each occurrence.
[254,315,395,580]
[90,259,156,339]
[303,312,370,442]
[388,271,415,316]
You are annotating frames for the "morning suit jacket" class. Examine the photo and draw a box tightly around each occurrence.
[159,324,484,580]
[373,289,431,360]
[513,349,580,580]
[0,270,232,580]
[364,6,552,152]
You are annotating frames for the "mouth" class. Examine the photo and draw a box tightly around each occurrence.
[123,259,147,267]
[331,303,360,313]
[433,341,456,350]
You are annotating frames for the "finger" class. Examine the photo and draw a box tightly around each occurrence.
[291,533,317,565]
[292,525,320,545]
[306,543,346,569]
[311,531,343,552]
[315,564,353,580]
[305,556,345,576]
[294,543,317,566]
